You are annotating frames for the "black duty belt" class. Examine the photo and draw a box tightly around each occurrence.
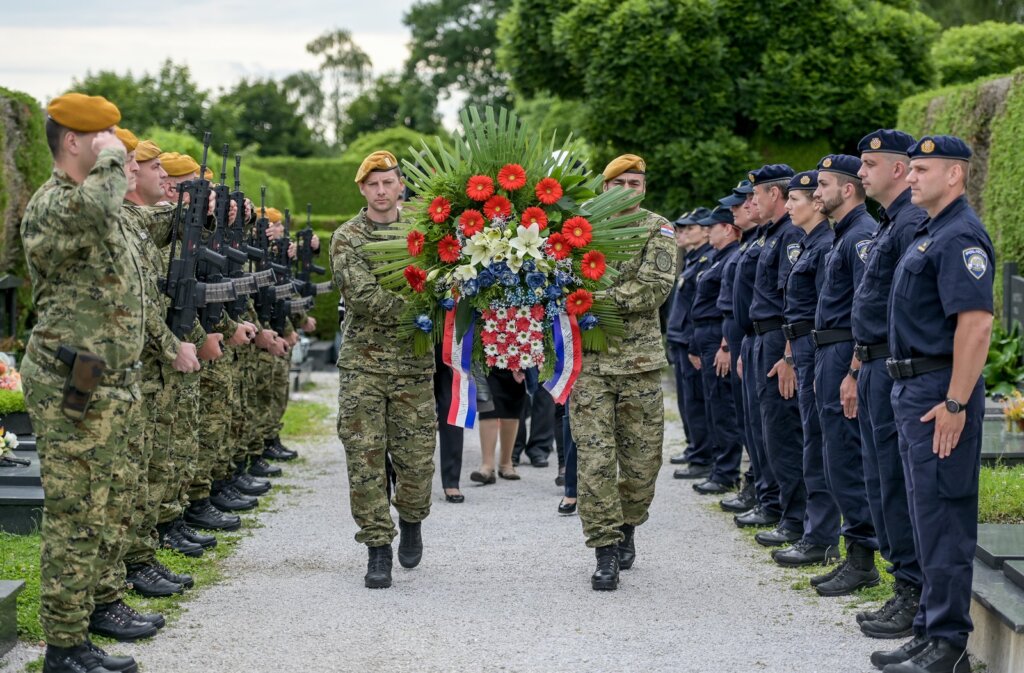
[722,311,734,320]
[855,342,891,363]
[885,356,953,380]
[812,329,854,348]
[782,320,813,341]
[752,317,785,335]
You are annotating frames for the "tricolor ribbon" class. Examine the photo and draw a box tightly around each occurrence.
[442,306,477,429]
[543,311,583,404]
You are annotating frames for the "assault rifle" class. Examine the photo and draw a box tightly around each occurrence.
[206,145,254,322]
[251,189,295,332]
[226,154,274,318]
[294,202,332,304]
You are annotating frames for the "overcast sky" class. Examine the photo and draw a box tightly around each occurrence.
[0,0,419,105]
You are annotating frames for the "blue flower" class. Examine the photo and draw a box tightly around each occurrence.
[578,313,599,331]
[554,271,573,288]
[462,279,480,297]
[414,315,433,333]
[525,271,546,289]
[477,268,495,288]
[439,297,455,311]
[544,285,562,300]
[500,272,518,287]
[522,259,536,273]
[489,261,510,275]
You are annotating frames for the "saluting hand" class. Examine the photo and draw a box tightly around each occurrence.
[768,358,796,399]
[714,347,730,377]
[921,404,965,459]
[840,374,859,419]
[92,130,123,155]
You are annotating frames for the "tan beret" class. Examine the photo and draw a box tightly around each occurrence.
[135,140,161,162]
[114,127,138,152]
[602,154,646,181]
[47,93,121,133]
[355,150,399,183]
[159,152,200,177]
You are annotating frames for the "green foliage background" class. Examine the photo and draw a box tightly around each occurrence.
[932,21,1024,86]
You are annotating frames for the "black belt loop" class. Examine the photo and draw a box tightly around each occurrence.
[812,328,854,348]
[752,317,785,335]
[854,342,891,362]
[782,320,813,341]
[885,356,953,380]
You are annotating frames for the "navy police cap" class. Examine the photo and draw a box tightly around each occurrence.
[676,206,712,227]
[749,164,795,186]
[908,135,973,161]
[719,179,753,206]
[858,129,916,155]
[788,170,819,192]
[817,154,862,179]
[698,206,735,227]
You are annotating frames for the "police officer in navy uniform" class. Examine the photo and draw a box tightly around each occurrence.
[688,206,744,494]
[773,170,842,569]
[667,209,719,480]
[746,164,807,547]
[809,154,881,596]
[871,135,992,673]
[732,173,783,528]
[853,129,927,639]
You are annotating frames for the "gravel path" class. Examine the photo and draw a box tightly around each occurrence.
[5,370,887,673]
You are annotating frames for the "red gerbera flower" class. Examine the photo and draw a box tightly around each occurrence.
[437,235,462,263]
[466,175,495,201]
[497,342,509,355]
[497,163,527,191]
[459,209,486,237]
[483,195,513,220]
[406,230,425,256]
[516,316,531,331]
[404,265,427,293]
[520,206,548,231]
[535,177,563,205]
[481,331,498,345]
[563,216,593,248]
[546,232,571,260]
[580,250,607,281]
[506,354,521,371]
[566,289,594,316]
[429,196,452,223]
[530,304,546,321]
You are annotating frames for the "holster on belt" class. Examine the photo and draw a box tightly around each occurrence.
[56,345,107,421]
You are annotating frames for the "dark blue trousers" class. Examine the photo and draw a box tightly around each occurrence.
[694,322,743,486]
[562,406,577,498]
[755,330,805,533]
[814,342,877,547]
[723,318,751,485]
[742,335,781,516]
[892,372,983,650]
[669,341,714,466]
[859,358,922,587]
[790,335,840,546]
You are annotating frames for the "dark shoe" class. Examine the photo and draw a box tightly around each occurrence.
[772,540,841,567]
[591,545,619,591]
[151,559,194,590]
[815,543,880,597]
[397,519,423,569]
[176,519,217,549]
[617,524,636,570]
[44,643,120,673]
[126,564,183,598]
[210,482,258,512]
[230,472,271,496]
[694,479,734,495]
[444,492,465,503]
[469,470,496,485]
[263,437,297,461]
[557,499,577,516]
[248,457,282,478]
[720,482,757,513]
[871,634,931,669]
[85,640,137,673]
[111,600,164,629]
[861,585,921,640]
[365,545,393,589]
[555,470,566,487]
[184,499,242,531]
[528,453,549,468]
[811,558,847,587]
[157,520,204,557]
[755,525,803,547]
[882,638,970,673]
[273,436,298,459]
[734,505,781,528]
[88,601,159,642]
[673,464,711,479]
[497,467,521,480]
[669,450,690,465]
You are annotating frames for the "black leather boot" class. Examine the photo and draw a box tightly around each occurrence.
[88,601,159,642]
[734,505,780,528]
[859,581,907,624]
[617,524,636,570]
[151,559,194,590]
[861,584,920,639]
[209,481,258,512]
[720,481,757,513]
[248,456,282,477]
[85,640,138,673]
[755,525,802,547]
[231,470,271,496]
[811,558,847,587]
[771,539,840,567]
[176,519,217,549]
[184,499,242,531]
[815,542,880,597]
[883,638,971,672]
[43,643,120,673]
[157,520,204,557]
[126,564,183,598]
[263,437,297,461]
[397,519,423,569]
[591,545,620,591]
[871,634,931,669]
[365,545,393,589]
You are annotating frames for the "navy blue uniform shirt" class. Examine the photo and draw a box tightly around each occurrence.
[783,221,834,324]
[851,188,928,346]
[816,204,877,330]
[666,243,713,345]
[888,196,994,360]
[750,213,803,321]
[692,240,739,321]
[733,226,767,335]
[718,228,754,315]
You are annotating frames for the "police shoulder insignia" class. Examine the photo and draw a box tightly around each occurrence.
[963,247,988,279]
[855,240,872,263]
[756,236,766,247]
[769,238,778,248]
[787,243,801,264]
[698,256,708,263]
[870,137,882,150]
[916,239,932,253]
[654,250,674,273]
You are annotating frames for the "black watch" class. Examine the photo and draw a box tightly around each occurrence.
[784,355,795,366]
[944,398,965,414]
[721,344,730,353]
[848,367,859,380]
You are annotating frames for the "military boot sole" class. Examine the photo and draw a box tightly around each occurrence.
[364,575,393,589]
[183,514,242,532]
[397,550,422,569]
[860,621,914,640]
[815,570,881,597]
[591,576,619,591]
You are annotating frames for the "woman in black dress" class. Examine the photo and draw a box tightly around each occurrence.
[470,369,527,483]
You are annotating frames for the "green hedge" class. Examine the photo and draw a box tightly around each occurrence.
[932,21,1024,87]
[983,68,1024,292]
[250,156,363,217]
[342,126,447,164]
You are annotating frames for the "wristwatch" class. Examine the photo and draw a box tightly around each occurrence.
[721,344,730,353]
[848,367,860,380]
[945,398,965,414]
[784,355,795,366]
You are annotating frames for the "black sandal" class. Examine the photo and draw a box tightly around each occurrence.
[470,470,496,485]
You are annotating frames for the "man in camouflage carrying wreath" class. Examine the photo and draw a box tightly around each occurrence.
[569,154,676,591]
[331,151,436,589]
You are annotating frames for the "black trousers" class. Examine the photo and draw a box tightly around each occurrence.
[513,367,556,460]
[433,345,464,489]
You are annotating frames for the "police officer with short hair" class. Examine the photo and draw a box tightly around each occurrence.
[870,135,992,673]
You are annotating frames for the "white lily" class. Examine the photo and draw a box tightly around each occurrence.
[452,264,478,281]
[510,223,544,260]
[464,230,497,267]
[506,252,526,273]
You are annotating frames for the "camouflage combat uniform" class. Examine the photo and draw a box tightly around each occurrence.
[331,208,435,547]
[569,208,675,548]
[19,147,146,647]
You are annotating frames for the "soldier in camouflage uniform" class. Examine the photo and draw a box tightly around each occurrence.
[20,93,160,673]
[331,151,436,589]
[569,154,675,591]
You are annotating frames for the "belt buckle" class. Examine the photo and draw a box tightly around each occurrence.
[885,358,899,379]
[854,345,865,361]
[811,330,820,347]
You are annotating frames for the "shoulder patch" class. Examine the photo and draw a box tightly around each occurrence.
[655,249,674,273]
[660,222,674,238]
[963,247,988,279]
[855,240,872,263]
[786,243,801,264]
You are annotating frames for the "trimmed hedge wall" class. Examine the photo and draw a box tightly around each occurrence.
[249,156,363,217]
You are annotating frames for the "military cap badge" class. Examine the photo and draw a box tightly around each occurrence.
[800,175,810,185]
[870,137,882,150]
[823,157,833,168]
[921,139,935,154]
[748,172,756,182]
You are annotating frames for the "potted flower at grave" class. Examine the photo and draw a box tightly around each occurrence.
[0,353,30,436]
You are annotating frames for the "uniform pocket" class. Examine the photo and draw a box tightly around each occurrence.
[895,254,927,299]
[936,431,981,500]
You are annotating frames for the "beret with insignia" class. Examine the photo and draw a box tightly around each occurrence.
[355,150,400,183]
[603,153,646,181]
[788,170,818,192]
[817,154,862,179]
[857,128,916,156]
[114,127,138,152]
[47,92,121,133]
[750,164,795,186]
[135,140,161,162]
[908,135,972,161]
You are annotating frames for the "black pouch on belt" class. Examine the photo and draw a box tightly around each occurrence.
[57,345,107,421]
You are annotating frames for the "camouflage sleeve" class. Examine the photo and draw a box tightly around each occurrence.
[330,228,405,321]
[138,204,176,247]
[605,220,676,314]
[145,290,180,364]
[186,320,207,348]
[214,314,239,339]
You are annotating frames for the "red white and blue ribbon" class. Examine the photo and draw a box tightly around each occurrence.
[442,307,477,429]
[543,311,583,404]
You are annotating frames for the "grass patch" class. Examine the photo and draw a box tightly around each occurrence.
[979,464,1024,524]
[0,532,43,643]
[280,400,333,439]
